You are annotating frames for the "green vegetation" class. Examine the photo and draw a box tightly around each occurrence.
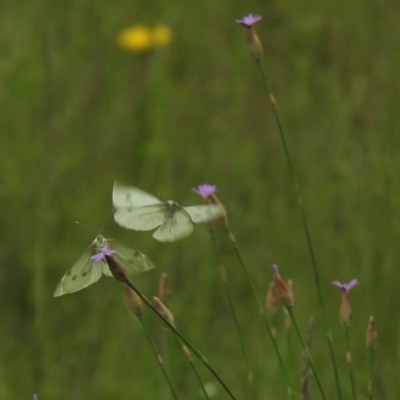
[1,0,399,398]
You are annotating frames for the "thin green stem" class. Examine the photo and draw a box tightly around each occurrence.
[284,310,292,384]
[137,315,179,400]
[224,224,298,399]
[209,231,257,400]
[178,341,210,400]
[256,60,324,318]
[125,280,237,400]
[288,309,327,400]
[367,352,374,400]
[326,331,342,398]
[254,59,343,399]
[187,358,210,400]
[344,329,357,400]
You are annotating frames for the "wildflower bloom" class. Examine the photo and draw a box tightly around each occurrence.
[236,14,263,62]
[235,14,262,28]
[192,183,228,224]
[117,25,153,52]
[332,279,359,329]
[152,24,173,47]
[272,264,294,309]
[91,246,116,262]
[192,184,217,199]
[332,279,360,292]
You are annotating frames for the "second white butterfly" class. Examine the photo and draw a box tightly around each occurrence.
[112,182,224,242]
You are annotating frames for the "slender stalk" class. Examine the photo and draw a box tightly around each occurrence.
[180,344,210,400]
[224,223,298,399]
[300,318,314,400]
[284,309,293,384]
[287,309,327,400]
[137,315,179,400]
[367,352,374,400]
[209,231,257,399]
[255,59,343,399]
[366,316,376,400]
[344,330,357,400]
[125,280,237,400]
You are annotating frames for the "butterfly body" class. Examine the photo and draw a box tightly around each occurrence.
[113,182,224,242]
[54,234,154,297]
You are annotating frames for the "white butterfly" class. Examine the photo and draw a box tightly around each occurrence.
[54,234,155,296]
[113,182,224,242]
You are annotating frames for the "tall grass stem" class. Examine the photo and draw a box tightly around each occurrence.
[125,280,237,400]
[367,352,374,400]
[137,315,179,400]
[344,330,357,400]
[223,224,298,399]
[255,59,343,399]
[209,231,258,400]
[288,309,327,400]
[179,343,210,400]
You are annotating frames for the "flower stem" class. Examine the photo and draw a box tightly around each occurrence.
[125,280,237,400]
[288,309,327,400]
[224,223,298,399]
[367,352,374,400]
[137,315,179,400]
[180,343,210,400]
[209,231,258,400]
[344,329,357,400]
[255,59,343,400]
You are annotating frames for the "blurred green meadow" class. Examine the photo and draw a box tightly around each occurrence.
[1,0,400,398]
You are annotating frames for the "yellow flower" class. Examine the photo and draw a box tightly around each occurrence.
[117,25,152,52]
[152,24,173,47]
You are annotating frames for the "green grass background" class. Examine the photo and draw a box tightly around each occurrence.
[1,0,399,398]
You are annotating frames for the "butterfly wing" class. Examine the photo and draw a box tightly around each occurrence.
[113,182,161,208]
[53,246,103,297]
[183,204,224,224]
[114,204,167,231]
[153,208,194,242]
[106,239,155,277]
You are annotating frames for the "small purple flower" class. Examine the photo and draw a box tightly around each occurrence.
[91,246,116,262]
[272,264,279,276]
[192,184,217,199]
[236,14,262,28]
[332,279,360,293]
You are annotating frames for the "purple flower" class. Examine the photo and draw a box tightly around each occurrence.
[272,264,279,276]
[91,246,116,262]
[332,279,360,293]
[192,184,217,199]
[236,14,262,28]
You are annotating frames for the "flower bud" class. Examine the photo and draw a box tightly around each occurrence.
[246,28,264,63]
[153,296,175,329]
[105,255,129,283]
[272,265,294,310]
[366,316,377,353]
[158,272,171,306]
[125,284,143,316]
[339,292,352,329]
[266,280,279,317]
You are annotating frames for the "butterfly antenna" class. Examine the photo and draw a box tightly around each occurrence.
[75,221,98,235]
[98,209,115,234]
